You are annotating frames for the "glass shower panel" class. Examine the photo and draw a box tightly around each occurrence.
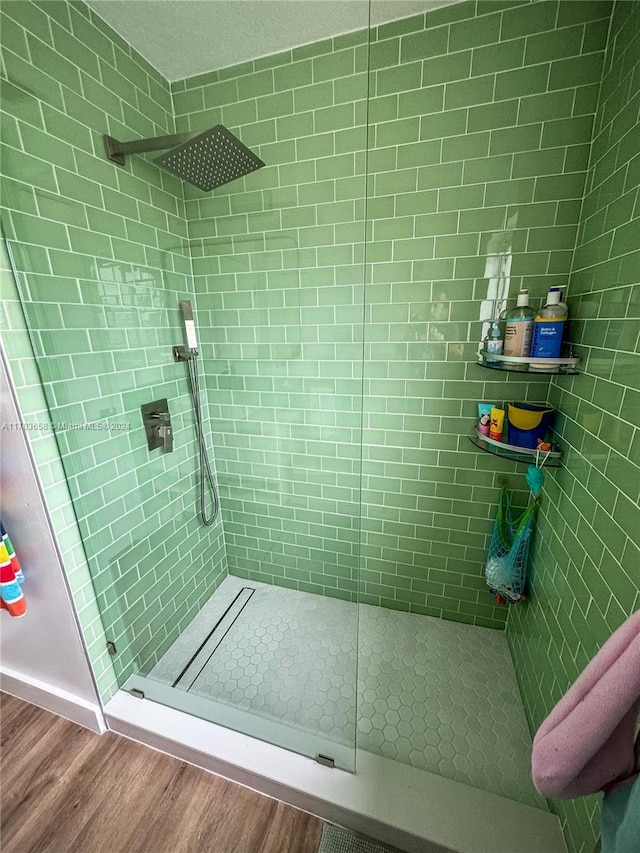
[3,233,223,688]
[1,0,370,772]
[126,14,371,770]
[354,0,577,806]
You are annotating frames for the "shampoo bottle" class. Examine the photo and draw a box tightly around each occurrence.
[549,287,568,317]
[530,289,568,359]
[502,289,534,364]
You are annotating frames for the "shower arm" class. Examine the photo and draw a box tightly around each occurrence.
[104,131,201,165]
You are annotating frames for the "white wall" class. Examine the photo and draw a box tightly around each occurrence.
[0,345,104,731]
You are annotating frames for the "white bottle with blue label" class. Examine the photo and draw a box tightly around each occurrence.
[530,289,568,358]
[484,321,503,365]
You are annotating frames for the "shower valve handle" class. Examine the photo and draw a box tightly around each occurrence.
[150,412,173,453]
[157,424,173,453]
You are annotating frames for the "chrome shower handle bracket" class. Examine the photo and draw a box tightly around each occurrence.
[174,345,198,362]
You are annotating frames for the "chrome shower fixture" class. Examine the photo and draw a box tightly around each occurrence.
[174,300,219,527]
[103,125,264,191]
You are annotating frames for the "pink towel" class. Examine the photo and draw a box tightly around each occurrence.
[532,609,640,799]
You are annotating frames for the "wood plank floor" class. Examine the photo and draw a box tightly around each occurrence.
[0,693,323,853]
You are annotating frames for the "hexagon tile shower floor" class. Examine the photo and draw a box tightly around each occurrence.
[150,576,544,808]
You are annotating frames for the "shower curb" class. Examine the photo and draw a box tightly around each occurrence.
[105,690,566,853]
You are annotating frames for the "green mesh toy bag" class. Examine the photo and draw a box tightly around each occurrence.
[485,487,538,604]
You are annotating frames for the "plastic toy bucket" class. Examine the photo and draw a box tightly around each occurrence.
[507,403,555,449]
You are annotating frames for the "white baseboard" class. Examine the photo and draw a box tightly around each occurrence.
[1,666,105,733]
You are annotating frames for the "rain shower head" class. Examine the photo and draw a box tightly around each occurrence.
[156,126,264,191]
[103,125,264,191]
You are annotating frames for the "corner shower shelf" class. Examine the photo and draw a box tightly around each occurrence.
[469,427,563,467]
[477,350,580,375]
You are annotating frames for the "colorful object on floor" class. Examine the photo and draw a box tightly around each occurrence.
[0,521,27,617]
[532,609,640,799]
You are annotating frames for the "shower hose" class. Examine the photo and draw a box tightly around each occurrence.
[185,354,219,526]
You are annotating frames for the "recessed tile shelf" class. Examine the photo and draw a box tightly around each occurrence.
[477,351,580,375]
[468,427,562,468]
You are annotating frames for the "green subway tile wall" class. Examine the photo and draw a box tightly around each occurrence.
[172,26,370,603]
[0,0,227,688]
[172,0,612,628]
[507,3,640,852]
[361,0,610,627]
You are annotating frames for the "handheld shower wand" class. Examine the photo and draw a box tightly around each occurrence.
[175,301,219,526]
[181,299,199,351]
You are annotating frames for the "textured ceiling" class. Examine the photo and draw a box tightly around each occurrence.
[86,0,457,81]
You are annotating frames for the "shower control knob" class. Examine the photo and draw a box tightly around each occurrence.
[149,410,173,453]
[141,401,174,454]
[156,424,173,454]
